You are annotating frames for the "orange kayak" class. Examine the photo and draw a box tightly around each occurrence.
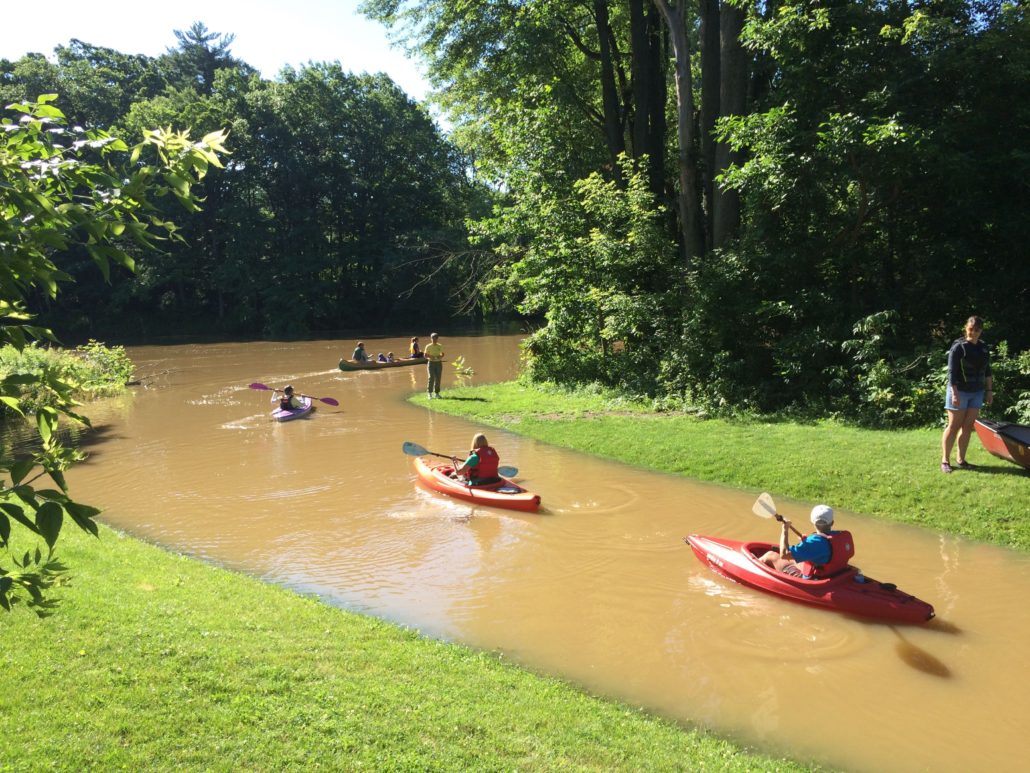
[413,456,541,512]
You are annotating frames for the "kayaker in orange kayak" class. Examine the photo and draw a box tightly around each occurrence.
[452,433,502,485]
[757,505,853,579]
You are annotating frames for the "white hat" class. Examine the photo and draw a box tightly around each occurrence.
[810,505,834,526]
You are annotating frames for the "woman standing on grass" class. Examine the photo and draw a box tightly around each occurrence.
[941,316,993,473]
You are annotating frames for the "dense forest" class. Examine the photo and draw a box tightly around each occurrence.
[3,3,1028,425]
[1,24,482,338]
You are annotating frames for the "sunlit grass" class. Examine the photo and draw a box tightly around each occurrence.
[420,382,1029,551]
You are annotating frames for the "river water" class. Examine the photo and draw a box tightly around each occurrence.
[52,334,1030,772]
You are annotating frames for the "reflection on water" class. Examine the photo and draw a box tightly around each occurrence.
[47,334,1030,773]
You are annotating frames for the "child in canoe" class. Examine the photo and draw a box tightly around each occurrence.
[452,433,502,486]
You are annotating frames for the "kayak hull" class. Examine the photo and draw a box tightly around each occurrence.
[271,397,313,422]
[414,456,541,513]
[685,534,934,624]
[974,418,1030,471]
[339,357,427,371]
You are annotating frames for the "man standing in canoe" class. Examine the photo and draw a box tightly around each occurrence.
[424,332,444,399]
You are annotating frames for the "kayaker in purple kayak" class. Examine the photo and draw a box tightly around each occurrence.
[757,505,854,579]
[273,385,302,411]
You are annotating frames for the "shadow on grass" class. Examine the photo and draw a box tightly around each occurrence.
[966,464,1030,478]
[438,396,489,402]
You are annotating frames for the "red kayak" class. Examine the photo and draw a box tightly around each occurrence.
[685,534,934,624]
[974,418,1030,472]
[413,456,541,512]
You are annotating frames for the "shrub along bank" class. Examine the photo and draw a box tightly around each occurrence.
[0,524,813,771]
[413,381,1029,552]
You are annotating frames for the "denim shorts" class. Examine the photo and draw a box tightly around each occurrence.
[945,386,984,411]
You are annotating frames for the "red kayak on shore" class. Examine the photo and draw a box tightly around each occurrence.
[974,418,1030,472]
[685,534,934,624]
[413,456,541,512]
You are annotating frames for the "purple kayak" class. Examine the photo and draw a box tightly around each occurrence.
[271,396,314,422]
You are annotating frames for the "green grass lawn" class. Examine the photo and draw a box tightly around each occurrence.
[1,525,814,771]
[418,382,1029,552]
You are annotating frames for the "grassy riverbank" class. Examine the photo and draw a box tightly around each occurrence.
[1,525,811,771]
[416,382,1029,552]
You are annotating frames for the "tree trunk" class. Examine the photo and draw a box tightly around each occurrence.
[630,0,665,197]
[712,2,748,248]
[594,0,626,173]
[700,0,721,250]
[653,0,703,262]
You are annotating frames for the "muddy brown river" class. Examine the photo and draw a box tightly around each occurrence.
[55,335,1030,772]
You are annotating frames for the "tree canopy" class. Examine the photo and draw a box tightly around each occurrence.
[367,0,1030,424]
[2,8,1027,424]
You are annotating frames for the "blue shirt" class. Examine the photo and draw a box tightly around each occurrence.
[787,533,832,566]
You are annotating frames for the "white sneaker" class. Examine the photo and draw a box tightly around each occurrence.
[427,393,434,399]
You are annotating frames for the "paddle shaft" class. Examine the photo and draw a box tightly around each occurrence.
[249,382,338,406]
[775,514,806,539]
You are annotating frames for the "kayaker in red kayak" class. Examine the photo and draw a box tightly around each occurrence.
[452,433,502,485]
[757,505,853,579]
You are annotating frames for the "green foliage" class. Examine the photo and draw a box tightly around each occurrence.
[0,96,226,612]
[836,312,1030,428]
[0,342,134,414]
[4,28,480,337]
[451,355,474,375]
[985,341,1030,425]
[480,157,677,395]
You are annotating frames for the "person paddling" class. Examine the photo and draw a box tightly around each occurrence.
[452,433,502,486]
[409,337,422,359]
[273,385,302,411]
[757,505,854,579]
[352,342,369,362]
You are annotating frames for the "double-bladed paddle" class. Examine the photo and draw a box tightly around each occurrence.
[402,441,519,477]
[248,382,339,407]
[752,492,805,539]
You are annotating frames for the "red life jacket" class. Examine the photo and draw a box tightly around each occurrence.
[280,395,295,411]
[798,530,854,578]
[470,446,499,479]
